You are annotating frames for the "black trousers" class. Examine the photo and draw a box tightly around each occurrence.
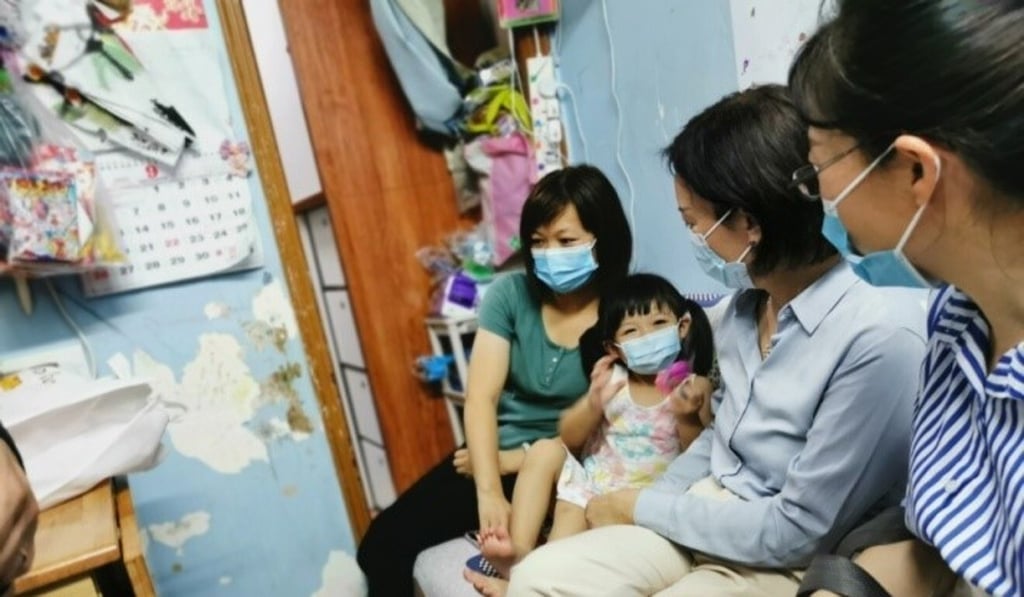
[357,450,517,596]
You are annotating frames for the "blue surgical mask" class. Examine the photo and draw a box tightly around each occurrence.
[820,144,938,288]
[617,325,681,375]
[690,210,755,290]
[532,242,598,294]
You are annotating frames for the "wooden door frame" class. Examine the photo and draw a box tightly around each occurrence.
[216,0,371,540]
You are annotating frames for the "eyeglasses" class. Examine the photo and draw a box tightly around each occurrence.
[790,143,861,201]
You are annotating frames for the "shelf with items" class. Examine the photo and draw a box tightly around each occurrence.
[424,313,478,446]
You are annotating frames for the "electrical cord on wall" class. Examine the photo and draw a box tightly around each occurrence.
[554,82,588,163]
[600,0,637,228]
[549,9,590,164]
[45,279,97,379]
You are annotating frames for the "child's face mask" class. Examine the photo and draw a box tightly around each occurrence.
[617,324,682,375]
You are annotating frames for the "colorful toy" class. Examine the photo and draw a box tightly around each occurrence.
[415,354,455,383]
[655,360,692,397]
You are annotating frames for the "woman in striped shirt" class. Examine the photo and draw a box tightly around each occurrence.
[788,1,1024,595]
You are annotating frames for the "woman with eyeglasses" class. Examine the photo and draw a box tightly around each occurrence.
[505,85,927,597]
[788,2,1024,596]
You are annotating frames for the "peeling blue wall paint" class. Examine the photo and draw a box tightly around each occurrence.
[0,2,359,595]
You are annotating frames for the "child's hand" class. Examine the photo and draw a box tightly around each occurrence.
[453,448,472,476]
[668,375,712,418]
[453,448,526,477]
[586,355,626,412]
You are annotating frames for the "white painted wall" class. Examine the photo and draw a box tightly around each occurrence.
[241,0,323,204]
[729,0,823,89]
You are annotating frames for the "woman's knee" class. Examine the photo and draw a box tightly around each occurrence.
[356,515,392,570]
[508,542,565,593]
[357,503,419,570]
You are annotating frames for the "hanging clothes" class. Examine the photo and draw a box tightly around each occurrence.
[369,0,470,135]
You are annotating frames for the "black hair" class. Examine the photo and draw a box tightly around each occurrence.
[520,164,633,299]
[580,273,714,377]
[789,0,1024,202]
[663,85,837,276]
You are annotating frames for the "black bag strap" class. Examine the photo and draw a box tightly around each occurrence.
[835,506,913,558]
[797,555,892,597]
[797,506,913,597]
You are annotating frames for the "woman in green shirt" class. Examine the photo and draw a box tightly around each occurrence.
[357,165,633,596]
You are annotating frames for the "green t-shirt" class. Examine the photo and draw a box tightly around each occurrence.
[477,273,590,449]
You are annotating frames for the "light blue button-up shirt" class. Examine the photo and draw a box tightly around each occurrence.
[634,263,927,567]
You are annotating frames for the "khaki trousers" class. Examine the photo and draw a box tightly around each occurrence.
[507,477,802,596]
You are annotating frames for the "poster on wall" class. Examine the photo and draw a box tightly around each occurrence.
[16,0,263,296]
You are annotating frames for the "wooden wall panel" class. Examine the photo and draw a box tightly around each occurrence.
[279,0,475,493]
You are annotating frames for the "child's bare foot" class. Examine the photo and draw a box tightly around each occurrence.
[479,527,516,578]
[464,569,510,597]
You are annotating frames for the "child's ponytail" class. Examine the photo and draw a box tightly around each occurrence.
[680,298,714,376]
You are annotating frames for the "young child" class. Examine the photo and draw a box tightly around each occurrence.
[475,273,715,582]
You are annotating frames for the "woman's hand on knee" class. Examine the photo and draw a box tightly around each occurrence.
[585,489,639,528]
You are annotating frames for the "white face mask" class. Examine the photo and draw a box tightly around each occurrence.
[690,210,755,289]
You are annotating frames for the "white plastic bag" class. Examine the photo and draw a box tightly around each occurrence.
[0,366,167,509]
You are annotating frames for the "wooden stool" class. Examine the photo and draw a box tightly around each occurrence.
[15,479,156,597]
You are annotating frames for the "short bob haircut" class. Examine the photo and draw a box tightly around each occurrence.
[664,85,836,276]
[789,0,1024,204]
[520,164,633,298]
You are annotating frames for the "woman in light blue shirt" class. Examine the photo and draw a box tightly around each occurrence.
[789,1,1024,595]
[505,86,928,596]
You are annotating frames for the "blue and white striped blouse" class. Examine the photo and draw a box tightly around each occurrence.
[906,285,1024,597]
